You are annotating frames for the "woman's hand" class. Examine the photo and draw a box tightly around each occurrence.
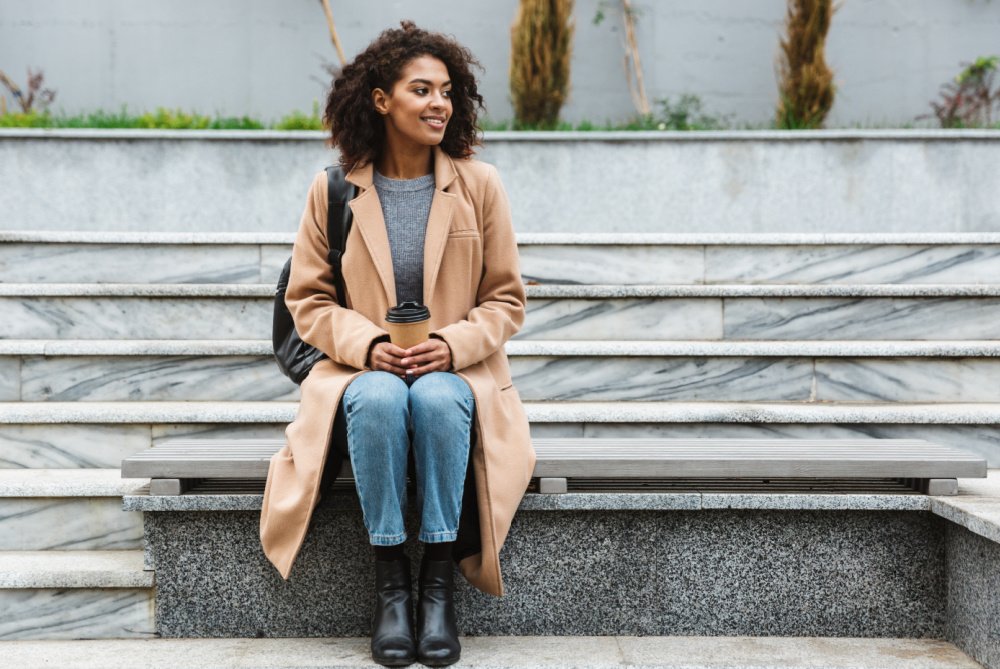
[368,339,453,379]
[400,338,453,378]
[368,341,409,376]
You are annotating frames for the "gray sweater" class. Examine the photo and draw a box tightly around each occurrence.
[373,168,435,306]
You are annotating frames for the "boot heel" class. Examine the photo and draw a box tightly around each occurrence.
[416,556,461,666]
[371,555,417,666]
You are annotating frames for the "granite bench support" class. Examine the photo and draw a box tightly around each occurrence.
[121,482,997,654]
[120,469,1000,666]
[122,438,986,496]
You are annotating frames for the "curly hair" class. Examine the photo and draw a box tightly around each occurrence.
[324,21,486,171]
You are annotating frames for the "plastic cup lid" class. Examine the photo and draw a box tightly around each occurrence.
[386,301,430,324]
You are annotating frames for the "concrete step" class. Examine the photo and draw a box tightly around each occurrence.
[2,401,1000,467]
[5,283,1000,341]
[0,550,151,588]
[0,550,154,641]
[6,231,1000,286]
[0,636,984,668]
[6,340,1000,403]
[0,470,146,550]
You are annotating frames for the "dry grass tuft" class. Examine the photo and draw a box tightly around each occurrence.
[510,0,575,129]
[776,0,838,129]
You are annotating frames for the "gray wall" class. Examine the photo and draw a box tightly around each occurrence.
[1,0,999,127]
[4,129,998,233]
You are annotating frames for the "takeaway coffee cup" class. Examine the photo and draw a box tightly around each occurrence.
[385,302,431,350]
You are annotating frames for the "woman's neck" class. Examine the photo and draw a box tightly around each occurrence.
[374,139,434,180]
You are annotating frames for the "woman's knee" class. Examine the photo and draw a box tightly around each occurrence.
[409,372,474,417]
[343,371,409,418]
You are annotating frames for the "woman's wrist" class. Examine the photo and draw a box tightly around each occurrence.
[429,333,455,371]
[366,335,391,369]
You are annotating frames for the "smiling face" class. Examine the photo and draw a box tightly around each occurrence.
[372,55,453,149]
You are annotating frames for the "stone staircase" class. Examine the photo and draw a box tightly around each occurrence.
[0,636,987,669]
[2,230,1000,646]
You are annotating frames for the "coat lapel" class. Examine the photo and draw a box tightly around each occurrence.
[345,146,459,311]
[423,146,458,308]
[345,162,396,307]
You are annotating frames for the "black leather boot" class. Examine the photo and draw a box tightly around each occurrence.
[416,555,461,666]
[371,556,417,666]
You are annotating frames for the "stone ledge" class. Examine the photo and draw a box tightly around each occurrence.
[520,231,1000,245]
[0,550,153,588]
[0,231,296,244]
[528,283,1000,298]
[7,339,1000,358]
[9,230,1000,245]
[930,472,1000,545]
[0,469,149,497]
[0,128,330,141]
[0,636,982,669]
[122,489,930,513]
[11,400,1000,425]
[8,282,1000,298]
[3,126,999,141]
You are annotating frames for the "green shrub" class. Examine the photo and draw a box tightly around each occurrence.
[0,110,54,128]
[133,107,265,130]
[656,95,728,130]
[922,56,1000,128]
[274,101,324,130]
[0,104,266,130]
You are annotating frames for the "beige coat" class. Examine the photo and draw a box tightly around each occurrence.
[259,145,535,597]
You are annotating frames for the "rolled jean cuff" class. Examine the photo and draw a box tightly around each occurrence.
[369,530,407,546]
[419,530,458,543]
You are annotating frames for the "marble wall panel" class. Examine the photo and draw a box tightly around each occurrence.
[0,424,151,468]
[259,244,293,285]
[0,356,19,401]
[816,358,1000,402]
[151,423,289,445]
[16,293,989,342]
[0,243,260,283]
[15,352,1000,404]
[20,355,298,402]
[656,510,947,636]
[947,522,1000,669]
[578,423,1000,467]
[724,297,1000,340]
[0,297,271,339]
[706,245,1000,284]
[518,298,721,340]
[0,588,156,640]
[519,245,703,285]
[527,423,584,439]
[0,498,143,550]
[510,356,812,401]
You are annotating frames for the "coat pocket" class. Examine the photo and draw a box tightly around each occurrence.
[447,229,481,239]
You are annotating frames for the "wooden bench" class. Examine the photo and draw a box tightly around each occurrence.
[121,438,987,496]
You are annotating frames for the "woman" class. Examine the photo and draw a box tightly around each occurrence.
[259,21,535,667]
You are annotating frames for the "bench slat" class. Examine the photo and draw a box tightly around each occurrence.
[121,437,988,480]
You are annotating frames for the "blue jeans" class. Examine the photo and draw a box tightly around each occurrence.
[340,371,475,546]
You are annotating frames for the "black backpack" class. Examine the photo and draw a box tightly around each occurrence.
[273,166,358,385]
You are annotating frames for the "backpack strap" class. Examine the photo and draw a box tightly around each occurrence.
[325,166,357,308]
